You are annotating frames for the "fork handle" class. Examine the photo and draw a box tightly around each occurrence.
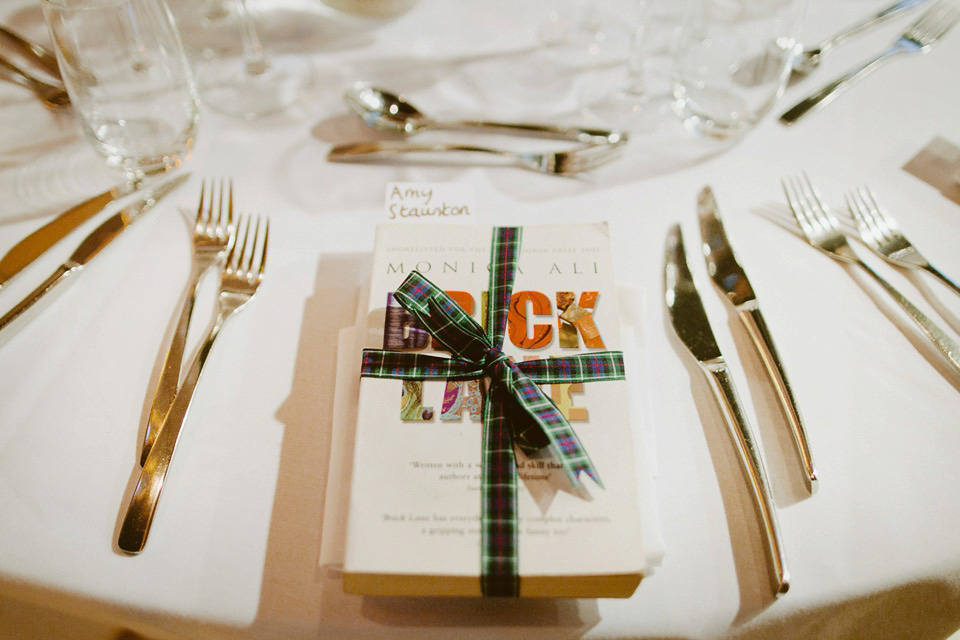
[329,141,516,162]
[435,119,624,145]
[857,260,960,376]
[141,261,208,466]
[923,263,960,299]
[118,310,226,554]
[780,45,904,125]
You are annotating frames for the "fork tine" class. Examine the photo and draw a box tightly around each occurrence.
[846,191,875,244]
[560,144,625,174]
[860,187,896,241]
[854,187,887,242]
[782,176,814,237]
[257,219,269,279]
[246,216,262,279]
[195,179,206,227]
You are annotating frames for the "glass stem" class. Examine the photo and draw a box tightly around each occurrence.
[237,0,269,76]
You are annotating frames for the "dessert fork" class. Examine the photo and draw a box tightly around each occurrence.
[141,179,234,465]
[780,0,960,125]
[782,174,960,378]
[846,186,960,298]
[119,215,269,554]
[327,140,626,175]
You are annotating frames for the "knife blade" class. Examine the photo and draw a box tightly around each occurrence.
[0,173,190,347]
[0,183,137,289]
[664,223,789,596]
[697,186,817,494]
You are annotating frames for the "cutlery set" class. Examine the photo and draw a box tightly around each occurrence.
[666,188,812,596]
[328,82,627,175]
[0,175,268,553]
[667,174,960,595]
[782,174,960,376]
[781,0,959,124]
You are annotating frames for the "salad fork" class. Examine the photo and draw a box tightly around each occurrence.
[327,140,627,175]
[846,186,960,298]
[119,215,269,554]
[141,179,234,465]
[780,0,960,124]
[782,174,960,378]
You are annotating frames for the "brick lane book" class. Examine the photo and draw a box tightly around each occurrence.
[342,223,646,597]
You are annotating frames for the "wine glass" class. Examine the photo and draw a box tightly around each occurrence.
[42,0,200,187]
[194,0,312,118]
[578,0,671,133]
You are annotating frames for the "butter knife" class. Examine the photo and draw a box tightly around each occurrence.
[665,223,789,596]
[0,183,137,289]
[698,186,817,494]
[0,173,189,347]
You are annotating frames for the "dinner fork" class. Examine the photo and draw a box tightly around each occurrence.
[846,186,960,298]
[327,140,627,175]
[141,180,234,466]
[780,0,960,125]
[782,174,960,378]
[118,215,269,554]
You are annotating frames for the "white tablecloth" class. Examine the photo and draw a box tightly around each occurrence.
[2,0,960,638]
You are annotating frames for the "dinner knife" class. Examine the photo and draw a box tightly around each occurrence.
[0,173,189,347]
[0,183,137,289]
[697,186,818,494]
[665,223,789,596]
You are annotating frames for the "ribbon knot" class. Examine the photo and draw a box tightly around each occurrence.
[483,347,512,379]
[359,227,625,597]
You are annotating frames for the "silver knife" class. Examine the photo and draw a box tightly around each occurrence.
[665,223,789,596]
[0,173,190,347]
[0,183,137,289]
[698,186,817,494]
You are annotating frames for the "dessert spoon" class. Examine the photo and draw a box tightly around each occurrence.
[345,82,625,145]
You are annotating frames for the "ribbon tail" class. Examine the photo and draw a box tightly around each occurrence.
[480,382,519,597]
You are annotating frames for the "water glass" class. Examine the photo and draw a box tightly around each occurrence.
[671,0,806,139]
[42,0,200,185]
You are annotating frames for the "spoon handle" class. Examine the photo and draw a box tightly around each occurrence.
[439,119,625,145]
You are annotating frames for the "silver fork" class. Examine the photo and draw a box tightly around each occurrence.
[847,186,960,298]
[780,0,960,125]
[141,179,234,466]
[118,215,269,554]
[327,140,627,175]
[782,174,960,378]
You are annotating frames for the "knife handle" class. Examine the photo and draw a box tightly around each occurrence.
[703,360,789,596]
[0,263,77,348]
[738,304,817,494]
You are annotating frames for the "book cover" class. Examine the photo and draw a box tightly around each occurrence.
[343,223,646,597]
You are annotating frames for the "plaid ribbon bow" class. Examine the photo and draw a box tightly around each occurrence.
[360,227,625,596]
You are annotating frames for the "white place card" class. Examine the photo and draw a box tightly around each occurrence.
[384,182,477,223]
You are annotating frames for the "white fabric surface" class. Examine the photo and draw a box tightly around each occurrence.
[1,0,960,638]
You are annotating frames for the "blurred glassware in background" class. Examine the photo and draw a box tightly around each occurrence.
[193,0,312,118]
[671,0,807,139]
[578,0,671,133]
[42,0,199,186]
[320,0,418,19]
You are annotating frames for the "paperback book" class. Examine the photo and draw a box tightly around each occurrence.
[342,223,646,597]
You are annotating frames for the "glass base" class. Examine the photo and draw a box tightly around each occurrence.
[581,85,669,134]
[198,53,312,118]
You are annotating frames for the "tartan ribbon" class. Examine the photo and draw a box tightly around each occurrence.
[360,227,625,596]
